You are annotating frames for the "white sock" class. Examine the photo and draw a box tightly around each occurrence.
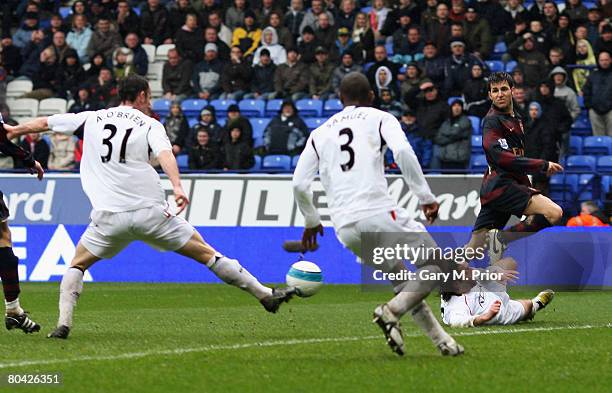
[387,266,441,316]
[5,298,24,316]
[207,254,272,300]
[58,268,84,328]
[411,301,453,347]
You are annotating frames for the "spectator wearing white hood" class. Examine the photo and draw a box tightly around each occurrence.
[252,27,287,66]
[374,65,399,104]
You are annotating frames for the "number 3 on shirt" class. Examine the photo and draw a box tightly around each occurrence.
[339,128,355,172]
[101,124,133,163]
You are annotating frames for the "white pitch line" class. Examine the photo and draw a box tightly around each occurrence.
[0,323,609,369]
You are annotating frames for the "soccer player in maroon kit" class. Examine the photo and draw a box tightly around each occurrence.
[0,114,44,333]
[465,72,564,262]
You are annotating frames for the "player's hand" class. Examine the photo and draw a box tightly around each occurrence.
[483,300,501,321]
[500,269,519,283]
[421,202,439,224]
[2,123,18,140]
[27,160,44,180]
[546,162,564,176]
[301,224,323,252]
[173,186,189,215]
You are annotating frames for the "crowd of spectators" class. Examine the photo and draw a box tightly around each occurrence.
[0,0,609,175]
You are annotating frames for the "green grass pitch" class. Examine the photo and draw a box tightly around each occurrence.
[0,283,610,393]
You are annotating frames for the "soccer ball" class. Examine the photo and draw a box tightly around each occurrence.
[286,261,323,297]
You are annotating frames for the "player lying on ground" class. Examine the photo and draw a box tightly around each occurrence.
[464,72,564,264]
[293,72,464,356]
[0,115,45,333]
[5,75,295,339]
[441,257,554,327]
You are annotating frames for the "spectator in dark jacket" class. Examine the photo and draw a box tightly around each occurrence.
[86,17,122,62]
[162,48,194,101]
[189,129,222,170]
[175,13,205,64]
[463,7,493,60]
[264,100,309,155]
[509,33,549,87]
[223,105,253,146]
[244,49,277,100]
[331,52,362,98]
[190,106,223,146]
[296,25,320,64]
[329,27,362,65]
[463,63,490,118]
[124,33,148,76]
[400,62,428,106]
[69,86,101,113]
[220,46,252,100]
[59,49,86,99]
[525,101,556,194]
[474,0,513,37]
[274,48,309,101]
[366,45,400,89]
[192,43,225,100]
[284,0,306,42]
[405,81,449,145]
[23,46,62,100]
[309,46,335,99]
[431,99,472,170]
[16,133,49,169]
[399,109,432,167]
[392,24,425,65]
[314,12,336,50]
[378,88,404,119]
[582,51,612,136]
[140,0,170,45]
[425,3,452,56]
[168,0,196,37]
[163,102,190,155]
[204,27,231,62]
[223,124,255,170]
[88,67,118,106]
[443,38,486,97]
[417,41,446,86]
[534,79,573,160]
[115,0,141,39]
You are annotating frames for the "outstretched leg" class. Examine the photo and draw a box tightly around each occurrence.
[48,242,101,339]
[176,231,295,313]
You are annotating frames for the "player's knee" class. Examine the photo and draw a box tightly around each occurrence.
[0,247,18,266]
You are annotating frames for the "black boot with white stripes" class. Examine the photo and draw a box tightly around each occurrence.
[5,312,41,333]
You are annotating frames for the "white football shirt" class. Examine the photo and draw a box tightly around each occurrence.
[293,105,435,229]
[47,106,172,212]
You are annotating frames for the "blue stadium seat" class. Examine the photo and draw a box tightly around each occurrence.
[447,96,463,105]
[265,99,282,116]
[59,7,72,19]
[152,99,171,117]
[577,95,585,108]
[291,155,300,169]
[176,154,189,169]
[470,154,488,172]
[251,155,262,171]
[578,174,595,201]
[363,62,375,72]
[505,60,517,72]
[549,174,578,201]
[180,99,208,118]
[597,156,612,175]
[323,99,343,116]
[385,42,394,56]
[571,117,591,136]
[188,117,200,128]
[305,117,326,131]
[471,135,483,154]
[602,175,611,195]
[468,116,481,134]
[296,99,323,117]
[251,118,271,148]
[210,99,236,118]
[217,118,226,127]
[582,136,612,155]
[569,136,583,155]
[493,42,507,55]
[485,60,504,72]
[565,155,596,172]
[238,99,265,117]
[262,155,291,171]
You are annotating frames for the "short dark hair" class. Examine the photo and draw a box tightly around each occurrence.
[339,72,371,103]
[118,74,150,102]
[487,71,515,92]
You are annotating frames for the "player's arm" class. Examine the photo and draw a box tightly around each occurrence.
[4,112,92,139]
[149,123,189,215]
[292,134,323,250]
[379,114,439,223]
[444,299,478,328]
[0,123,44,180]
[483,118,562,176]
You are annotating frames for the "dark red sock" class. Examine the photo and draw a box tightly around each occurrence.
[0,247,20,302]
[500,215,552,244]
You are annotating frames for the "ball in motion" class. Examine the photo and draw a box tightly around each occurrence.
[286,261,323,297]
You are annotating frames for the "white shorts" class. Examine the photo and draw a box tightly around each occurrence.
[483,291,526,326]
[81,204,195,259]
[335,208,437,267]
